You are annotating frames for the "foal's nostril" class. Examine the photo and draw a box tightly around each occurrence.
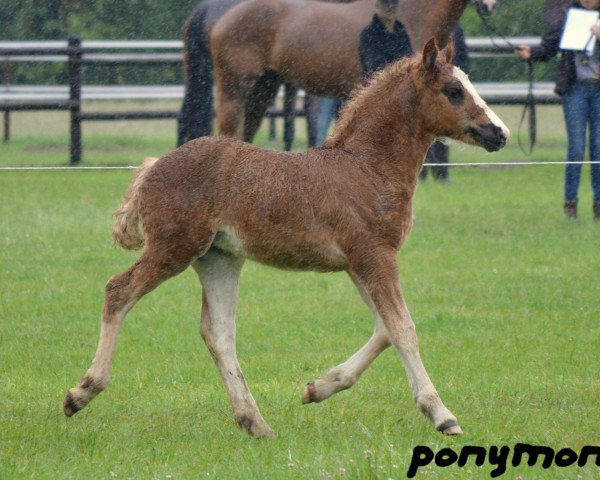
[497,129,507,143]
[491,124,502,136]
[467,123,508,152]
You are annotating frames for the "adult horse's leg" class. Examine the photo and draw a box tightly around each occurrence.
[193,250,275,438]
[215,94,246,139]
[213,34,277,142]
[282,83,297,151]
[303,278,391,403]
[242,71,281,144]
[214,72,253,140]
[64,246,197,416]
[349,249,461,435]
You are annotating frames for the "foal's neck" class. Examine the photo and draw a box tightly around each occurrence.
[328,76,434,190]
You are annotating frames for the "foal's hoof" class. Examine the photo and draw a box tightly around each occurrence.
[302,381,317,404]
[253,425,277,438]
[236,415,276,438]
[437,419,463,435]
[63,390,83,417]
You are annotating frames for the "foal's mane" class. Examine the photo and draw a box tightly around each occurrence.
[326,55,422,148]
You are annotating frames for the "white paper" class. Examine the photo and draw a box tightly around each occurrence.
[559,8,599,54]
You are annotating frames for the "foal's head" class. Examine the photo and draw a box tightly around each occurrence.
[416,38,509,152]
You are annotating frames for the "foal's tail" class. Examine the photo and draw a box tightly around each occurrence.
[112,157,158,250]
[178,5,214,146]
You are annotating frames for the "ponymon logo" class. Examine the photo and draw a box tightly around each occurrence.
[407,443,600,478]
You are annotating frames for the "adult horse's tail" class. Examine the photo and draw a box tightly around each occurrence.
[177,5,214,146]
[112,157,158,250]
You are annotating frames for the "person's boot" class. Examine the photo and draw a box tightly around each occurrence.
[593,201,600,220]
[564,199,577,219]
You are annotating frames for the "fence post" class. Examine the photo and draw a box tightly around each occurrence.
[269,113,276,141]
[2,59,9,142]
[68,36,82,165]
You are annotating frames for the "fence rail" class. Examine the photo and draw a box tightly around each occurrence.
[1,37,555,164]
[0,82,558,105]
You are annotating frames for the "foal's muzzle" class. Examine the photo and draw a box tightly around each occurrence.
[467,123,507,152]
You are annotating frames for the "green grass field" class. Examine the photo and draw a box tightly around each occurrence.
[1,103,599,479]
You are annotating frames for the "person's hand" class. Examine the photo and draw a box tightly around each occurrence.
[514,45,531,60]
[591,24,600,39]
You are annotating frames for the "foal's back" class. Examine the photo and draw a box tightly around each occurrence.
[140,137,380,271]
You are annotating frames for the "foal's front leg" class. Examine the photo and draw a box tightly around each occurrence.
[193,250,275,438]
[350,251,462,435]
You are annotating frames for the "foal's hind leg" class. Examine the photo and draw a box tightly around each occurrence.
[193,250,275,438]
[303,278,390,403]
[63,247,196,416]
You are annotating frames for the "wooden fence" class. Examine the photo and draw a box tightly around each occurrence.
[0,36,556,164]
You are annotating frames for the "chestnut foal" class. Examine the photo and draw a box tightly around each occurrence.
[64,39,509,438]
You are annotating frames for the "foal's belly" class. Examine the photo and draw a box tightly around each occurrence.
[211,227,348,272]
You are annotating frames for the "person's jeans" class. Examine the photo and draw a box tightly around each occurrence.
[315,97,343,146]
[562,81,600,202]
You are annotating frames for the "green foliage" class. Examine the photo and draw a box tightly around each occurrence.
[0,0,198,85]
[462,0,548,36]
[0,0,198,40]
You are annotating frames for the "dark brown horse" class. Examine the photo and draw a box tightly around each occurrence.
[64,39,509,438]
[179,0,497,146]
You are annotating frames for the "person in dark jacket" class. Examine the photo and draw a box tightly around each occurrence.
[358,0,413,78]
[516,0,600,219]
[314,0,412,147]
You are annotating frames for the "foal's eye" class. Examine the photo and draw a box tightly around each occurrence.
[443,86,464,105]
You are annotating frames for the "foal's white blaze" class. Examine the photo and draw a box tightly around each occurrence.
[452,67,511,140]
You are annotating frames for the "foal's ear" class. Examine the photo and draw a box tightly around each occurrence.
[442,38,455,65]
[422,37,439,74]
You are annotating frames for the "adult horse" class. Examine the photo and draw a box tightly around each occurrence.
[210,0,497,142]
[178,0,307,148]
[178,0,497,145]
[64,39,509,438]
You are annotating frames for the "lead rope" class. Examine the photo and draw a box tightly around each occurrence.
[518,59,537,155]
[473,0,537,155]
